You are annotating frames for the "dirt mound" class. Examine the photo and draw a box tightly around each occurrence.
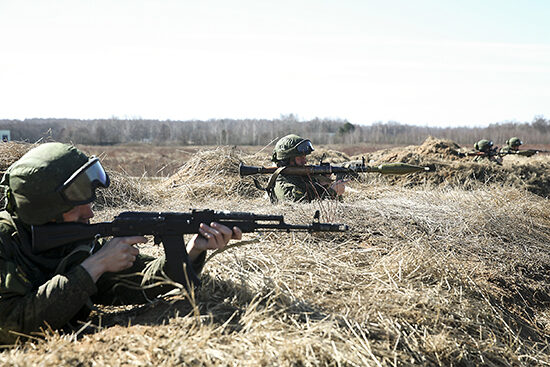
[309,148,351,164]
[358,137,550,197]
[158,146,270,200]
[363,136,465,164]
[378,160,550,196]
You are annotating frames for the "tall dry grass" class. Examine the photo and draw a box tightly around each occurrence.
[1,141,550,366]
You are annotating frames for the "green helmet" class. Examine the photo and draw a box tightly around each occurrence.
[0,143,110,225]
[474,139,493,152]
[506,137,523,148]
[271,134,314,162]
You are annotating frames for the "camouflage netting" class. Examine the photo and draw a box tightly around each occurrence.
[353,136,550,198]
[157,146,272,200]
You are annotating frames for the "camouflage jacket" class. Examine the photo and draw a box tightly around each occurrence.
[499,146,522,154]
[273,174,338,202]
[0,210,205,344]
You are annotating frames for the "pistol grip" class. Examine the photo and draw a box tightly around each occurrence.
[160,234,201,289]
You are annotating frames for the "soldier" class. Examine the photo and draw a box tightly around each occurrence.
[270,134,345,202]
[473,139,502,165]
[0,142,242,344]
[500,137,523,154]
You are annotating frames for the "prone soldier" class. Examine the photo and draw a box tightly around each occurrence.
[0,143,242,344]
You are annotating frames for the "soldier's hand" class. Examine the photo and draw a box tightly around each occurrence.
[330,180,346,196]
[186,223,242,261]
[81,236,146,282]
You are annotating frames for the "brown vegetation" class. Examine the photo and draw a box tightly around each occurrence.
[1,140,550,366]
[358,136,550,197]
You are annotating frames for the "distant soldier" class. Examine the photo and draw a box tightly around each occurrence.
[269,134,345,203]
[500,137,523,154]
[473,139,502,165]
[499,137,544,157]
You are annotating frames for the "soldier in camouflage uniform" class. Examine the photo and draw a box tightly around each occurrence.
[270,134,345,202]
[0,143,242,344]
[500,137,541,157]
[500,136,536,157]
[473,139,502,165]
[500,137,523,154]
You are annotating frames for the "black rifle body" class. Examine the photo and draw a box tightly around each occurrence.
[32,210,348,288]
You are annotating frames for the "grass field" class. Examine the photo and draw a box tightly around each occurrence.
[1,139,550,366]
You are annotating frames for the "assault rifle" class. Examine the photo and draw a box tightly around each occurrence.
[459,150,500,157]
[503,149,549,157]
[31,209,348,288]
[458,149,503,165]
[460,149,549,159]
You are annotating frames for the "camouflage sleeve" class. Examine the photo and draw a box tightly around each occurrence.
[274,175,310,202]
[0,259,96,344]
[274,175,337,202]
[311,176,338,200]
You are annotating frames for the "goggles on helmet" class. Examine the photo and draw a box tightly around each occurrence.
[295,140,314,154]
[56,157,110,205]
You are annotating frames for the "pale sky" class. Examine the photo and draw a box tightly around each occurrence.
[1,0,549,127]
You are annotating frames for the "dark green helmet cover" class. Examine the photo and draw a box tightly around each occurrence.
[272,134,313,162]
[474,139,493,152]
[506,137,522,147]
[0,143,89,225]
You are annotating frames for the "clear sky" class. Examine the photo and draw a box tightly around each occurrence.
[1,0,549,127]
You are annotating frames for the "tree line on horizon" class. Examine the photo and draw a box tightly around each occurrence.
[0,115,548,148]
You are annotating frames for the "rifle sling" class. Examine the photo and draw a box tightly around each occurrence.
[265,166,286,204]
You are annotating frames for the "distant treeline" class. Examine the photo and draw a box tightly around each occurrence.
[1,115,549,147]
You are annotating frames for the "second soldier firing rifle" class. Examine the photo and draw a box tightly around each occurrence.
[32,209,348,288]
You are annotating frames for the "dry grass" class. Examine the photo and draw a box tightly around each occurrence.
[349,136,550,198]
[156,146,271,201]
[1,140,550,366]
[0,141,36,171]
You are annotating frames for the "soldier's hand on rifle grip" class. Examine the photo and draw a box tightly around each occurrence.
[81,236,147,282]
[186,223,243,261]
